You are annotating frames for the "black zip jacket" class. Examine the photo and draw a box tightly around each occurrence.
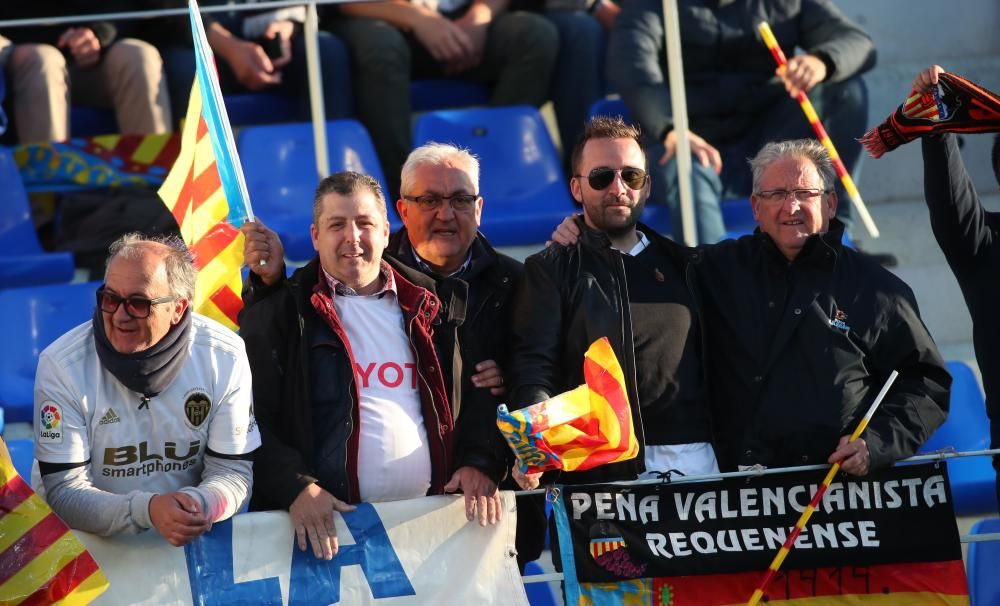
[508,218,709,484]
[695,220,951,471]
[922,133,1000,471]
[387,229,524,478]
[240,256,487,510]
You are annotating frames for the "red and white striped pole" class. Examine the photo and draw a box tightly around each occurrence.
[746,370,899,606]
[757,21,880,239]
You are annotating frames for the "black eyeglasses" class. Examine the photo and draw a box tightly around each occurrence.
[97,286,177,319]
[576,167,648,191]
[402,193,479,212]
[754,188,829,203]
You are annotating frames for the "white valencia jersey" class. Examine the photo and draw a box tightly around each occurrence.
[33,313,260,495]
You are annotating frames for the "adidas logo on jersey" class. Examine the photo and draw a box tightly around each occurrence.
[99,408,121,426]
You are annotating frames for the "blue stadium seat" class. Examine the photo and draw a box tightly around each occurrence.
[919,360,998,515]
[0,147,75,288]
[69,106,119,138]
[237,120,398,261]
[587,97,630,122]
[6,439,34,481]
[523,561,558,606]
[411,80,489,113]
[413,105,577,246]
[223,93,297,126]
[0,281,99,424]
[968,518,1000,606]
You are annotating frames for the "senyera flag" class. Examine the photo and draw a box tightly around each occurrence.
[0,439,108,605]
[157,0,255,331]
[497,337,638,474]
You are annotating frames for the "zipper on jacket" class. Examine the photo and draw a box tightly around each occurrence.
[407,294,450,481]
[614,251,647,456]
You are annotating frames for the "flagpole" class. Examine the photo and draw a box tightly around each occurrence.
[188,0,255,223]
[746,370,899,606]
[662,0,697,246]
[304,3,330,180]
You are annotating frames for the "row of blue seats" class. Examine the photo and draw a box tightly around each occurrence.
[0,277,994,514]
[0,97,761,290]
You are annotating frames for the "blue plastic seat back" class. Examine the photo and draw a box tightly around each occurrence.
[237,120,397,261]
[6,439,34,481]
[918,361,997,515]
[411,80,489,113]
[921,361,989,453]
[69,106,119,137]
[224,93,297,126]
[969,518,1000,606]
[0,147,76,287]
[522,561,558,606]
[0,282,100,424]
[587,97,631,123]
[0,146,45,256]
[413,105,576,246]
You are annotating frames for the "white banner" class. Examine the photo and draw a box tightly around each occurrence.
[76,492,528,605]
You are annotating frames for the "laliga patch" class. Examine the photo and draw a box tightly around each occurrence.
[38,401,64,444]
[183,390,212,427]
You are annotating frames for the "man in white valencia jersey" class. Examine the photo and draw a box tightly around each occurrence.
[33,233,260,546]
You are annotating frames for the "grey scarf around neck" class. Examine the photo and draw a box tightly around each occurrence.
[92,306,192,397]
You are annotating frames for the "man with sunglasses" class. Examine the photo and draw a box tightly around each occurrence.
[33,234,259,546]
[509,115,719,494]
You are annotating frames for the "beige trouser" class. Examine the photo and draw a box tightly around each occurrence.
[1,36,171,143]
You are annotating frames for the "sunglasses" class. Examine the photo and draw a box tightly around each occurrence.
[97,286,177,319]
[577,167,648,191]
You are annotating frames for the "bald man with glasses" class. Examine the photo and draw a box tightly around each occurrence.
[508,115,720,493]
[33,233,259,546]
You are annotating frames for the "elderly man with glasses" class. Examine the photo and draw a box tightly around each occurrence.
[509,115,720,495]
[33,233,259,546]
[692,138,950,476]
[240,147,530,565]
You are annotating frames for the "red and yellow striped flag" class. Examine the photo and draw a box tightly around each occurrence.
[0,439,108,605]
[157,82,245,330]
[497,337,639,474]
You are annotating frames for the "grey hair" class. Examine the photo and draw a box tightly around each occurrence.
[749,139,837,193]
[399,142,480,196]
[105,233,197,301]
[313,171,387,224]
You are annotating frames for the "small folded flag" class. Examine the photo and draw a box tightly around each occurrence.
[497,337,639,474]
[860,71,1000,158]
[0,439,108,605]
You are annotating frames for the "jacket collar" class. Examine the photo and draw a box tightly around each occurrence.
[755,218,845,271]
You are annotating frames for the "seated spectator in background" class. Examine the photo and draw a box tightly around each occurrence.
[550,136,950,476]
[516,0,619,161]
[0,3,171,143]
[131,0,353,127]
[695,139,949,474]
[33,234,259,546]
[239,172,504,561]
[915,65,1000,506]
[325,0,558,199]
[607,0,875,243]
[511,116,718,489]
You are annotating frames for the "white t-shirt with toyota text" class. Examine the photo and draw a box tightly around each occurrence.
[335,292,433,503]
